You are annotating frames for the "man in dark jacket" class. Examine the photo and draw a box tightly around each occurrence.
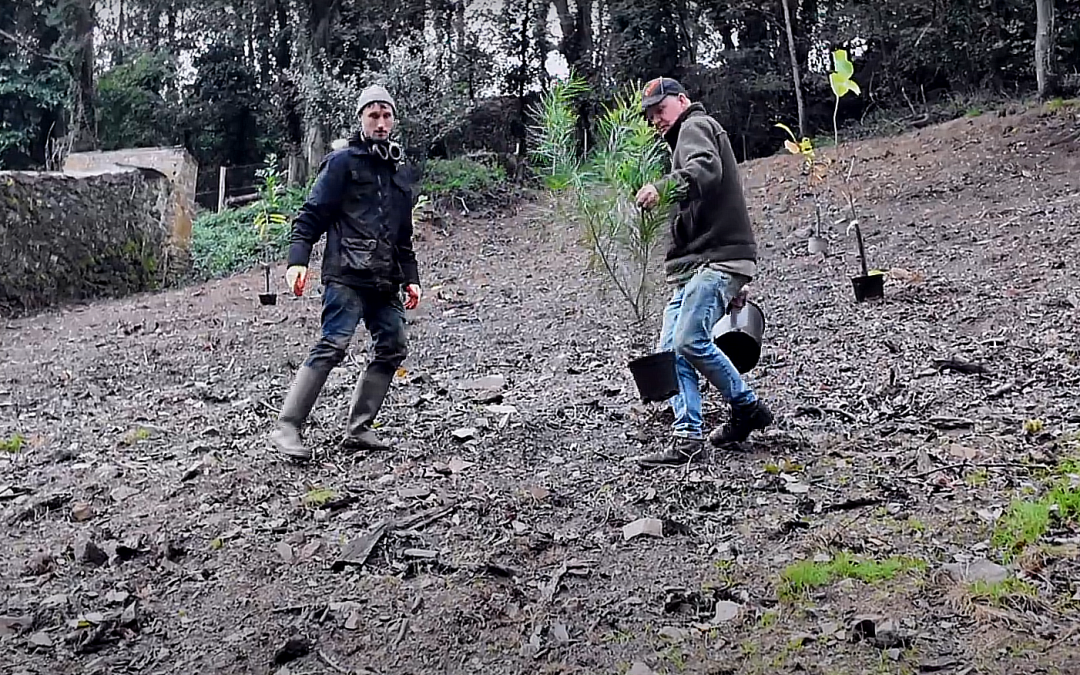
[634,77,773,467]
[269,84,421,462]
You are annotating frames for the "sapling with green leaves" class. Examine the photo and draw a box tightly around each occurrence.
[528,74,675,348]
[775,49,871,269]
[253,154,290,293]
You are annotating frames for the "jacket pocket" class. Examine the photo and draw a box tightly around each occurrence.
[340,236,395,278]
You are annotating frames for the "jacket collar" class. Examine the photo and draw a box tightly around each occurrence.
[663,102,707,147]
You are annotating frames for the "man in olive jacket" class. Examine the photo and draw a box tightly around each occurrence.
[634,77,773,467]
[269,84,422,462]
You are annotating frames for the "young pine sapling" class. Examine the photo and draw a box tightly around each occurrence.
[528,75,675,349]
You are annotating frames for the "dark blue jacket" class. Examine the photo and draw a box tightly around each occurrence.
[287,138,420,292]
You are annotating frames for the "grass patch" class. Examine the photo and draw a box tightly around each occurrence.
[968,578,1038,606]
[904,517,927,534]
[992,457,1080,560]
[0,433,25,453]
[421,156,506,199]
[302,487,337,509]
[191,203,292,280]
[119,426,151,446]
[190,167,309,280]
[947,576,1048,620]
[757,609,779,628]
[1045,97,1080,112]
[779,551,925,600]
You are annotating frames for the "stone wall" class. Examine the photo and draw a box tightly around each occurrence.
[64,146,198,280]
[0,168,171,317]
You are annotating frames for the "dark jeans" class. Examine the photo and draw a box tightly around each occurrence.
[304,282,407,375]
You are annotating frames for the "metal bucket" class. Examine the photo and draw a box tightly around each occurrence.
[711,301,765,374]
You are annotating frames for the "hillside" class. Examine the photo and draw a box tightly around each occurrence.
[1,101,1079,675]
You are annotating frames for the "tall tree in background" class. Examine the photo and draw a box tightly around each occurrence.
[69,0,97,150]
[551,0,594,78]
[1035,0,1058,99]
[780,0,806,137]
[2,0,1080,172]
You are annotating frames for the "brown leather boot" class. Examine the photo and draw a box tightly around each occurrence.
[636,437,707,468]
[709,399,774,447]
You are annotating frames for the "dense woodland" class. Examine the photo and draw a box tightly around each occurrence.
[2,0,1078,182]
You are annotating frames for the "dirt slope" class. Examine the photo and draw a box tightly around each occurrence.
[2,103,1079,675]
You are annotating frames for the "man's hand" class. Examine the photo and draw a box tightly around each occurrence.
[635,183,660,210]
[405,284,421,310]
[286,265,308,296]
[730,286,750,310]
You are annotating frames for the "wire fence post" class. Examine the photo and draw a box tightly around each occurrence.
[217,166,227,213]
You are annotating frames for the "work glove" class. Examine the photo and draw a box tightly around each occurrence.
[405,284,421,310]
[286,265,307,296]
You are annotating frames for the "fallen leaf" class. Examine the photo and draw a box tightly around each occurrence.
[451,427,477,441]
[525,486,550,501]
[712,600,742,623]
[345,611,362,630]
[447,457,475,473]
[299,539,322,560]
[29,631,53,647]
[623,518,664,540]
[70,503,94,521]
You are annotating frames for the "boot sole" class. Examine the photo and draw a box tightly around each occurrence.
[338,440,392,453]
[636,451,708,468]
[269,437,312,463]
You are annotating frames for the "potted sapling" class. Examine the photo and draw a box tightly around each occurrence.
[776,49,883,301]
[529,75,678,402]
[253,155,290,306]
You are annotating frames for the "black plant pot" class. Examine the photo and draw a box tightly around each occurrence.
[851,274,884,302]
[628,350,679,403]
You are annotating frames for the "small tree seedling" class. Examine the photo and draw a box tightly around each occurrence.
[253,154,290,302]
[775,49,879,299]
[528,73,674,347]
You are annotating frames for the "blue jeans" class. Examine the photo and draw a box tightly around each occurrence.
[658,267,756,439]
[304,282,407,375]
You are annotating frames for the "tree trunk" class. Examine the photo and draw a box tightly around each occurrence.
[72,0,97,151]
[780,0,806,137]
[551,0,593,75]
[796,0,815,77]
[1035,0,1058,100]
[302,0,336,170]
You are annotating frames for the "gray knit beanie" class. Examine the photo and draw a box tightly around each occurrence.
[356,85,396,117]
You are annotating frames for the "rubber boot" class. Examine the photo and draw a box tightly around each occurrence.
[268,365,330,462]
[340,367,394,452]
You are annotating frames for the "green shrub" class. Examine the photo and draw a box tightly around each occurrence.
[191,205,285,279]
[421,157,506,197]
[190,168,310,280]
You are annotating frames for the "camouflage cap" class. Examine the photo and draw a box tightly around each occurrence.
[641,77,686,111]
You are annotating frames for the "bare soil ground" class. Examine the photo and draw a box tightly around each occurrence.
[2,102,1080,675]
